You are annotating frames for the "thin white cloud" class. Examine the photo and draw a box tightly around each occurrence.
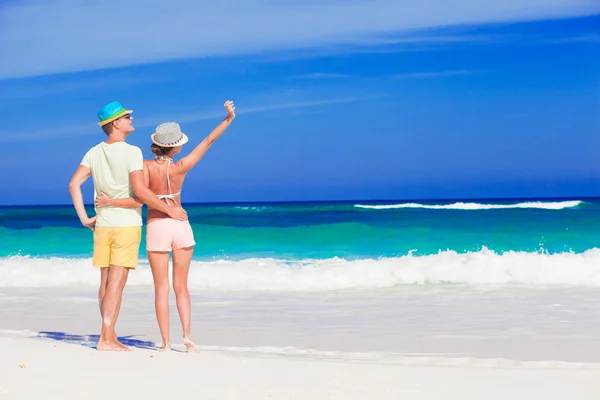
[0,0,597,79]
[142,97,369,127]
[545,34,600,44]
[2,123,95,142]
[0,73,163,101]
[2,97,368,142]
[392,70,475,79]
[252,34,498,64]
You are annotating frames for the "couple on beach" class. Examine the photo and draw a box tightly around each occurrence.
[68,100,236,352]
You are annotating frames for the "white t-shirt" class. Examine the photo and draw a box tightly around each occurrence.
[81,142,144,227]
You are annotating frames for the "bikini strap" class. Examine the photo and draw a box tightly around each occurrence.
[157,156,176,205]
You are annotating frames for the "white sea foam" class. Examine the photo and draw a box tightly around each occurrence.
[234,206,267,210]
[2,248,600,290]
[354,200,583,210]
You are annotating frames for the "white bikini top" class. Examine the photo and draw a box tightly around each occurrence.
[155,156,180,205]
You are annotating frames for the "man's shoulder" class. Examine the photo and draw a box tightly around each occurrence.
[123,142,141,149]
[122,143,143,153]
[83,142,105,156]
[90,142,105,150]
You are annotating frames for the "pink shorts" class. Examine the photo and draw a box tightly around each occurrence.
[146,218,196,252]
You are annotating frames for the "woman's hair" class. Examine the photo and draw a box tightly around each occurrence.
[151,143,173,157]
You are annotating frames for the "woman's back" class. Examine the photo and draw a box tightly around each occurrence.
[145,157,187,222]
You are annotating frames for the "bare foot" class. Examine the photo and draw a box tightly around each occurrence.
[183,337,199,353]
[158,343,171,352]
[116,340,133,352]
[97,340,130,352]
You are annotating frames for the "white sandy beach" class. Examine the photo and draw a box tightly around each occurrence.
[1,332,599,400]
[1,285,600,399]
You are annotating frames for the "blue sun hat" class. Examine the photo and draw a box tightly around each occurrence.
[97,101,133,126]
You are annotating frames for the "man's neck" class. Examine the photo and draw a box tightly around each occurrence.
[105,132,127,144]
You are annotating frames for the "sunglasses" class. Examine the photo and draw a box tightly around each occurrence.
[110,114,132,127]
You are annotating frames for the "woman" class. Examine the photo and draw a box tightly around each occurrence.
[96,100,236,352]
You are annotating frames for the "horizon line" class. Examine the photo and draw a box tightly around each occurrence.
[0,195,594,208]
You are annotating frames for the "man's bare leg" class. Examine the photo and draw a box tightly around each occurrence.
[148,251,171,351]
[97,265,130,351]
[98,268,110,345]
[98,267,109,312]
[173,246,198,353]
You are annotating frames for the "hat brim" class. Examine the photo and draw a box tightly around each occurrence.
[97,109,134,126]
[151,132,189,147]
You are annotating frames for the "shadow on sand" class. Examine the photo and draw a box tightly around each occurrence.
[34,331,159,351]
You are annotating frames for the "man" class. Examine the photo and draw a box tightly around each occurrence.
[68,101,187,351]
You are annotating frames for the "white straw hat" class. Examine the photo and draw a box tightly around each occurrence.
[151,122,189,147]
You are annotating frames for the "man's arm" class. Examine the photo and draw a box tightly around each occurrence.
[177,100,235,173]
[68,165,96,229]
[96,162,149,209]
[130,170,187,221]
[95,192,143,209]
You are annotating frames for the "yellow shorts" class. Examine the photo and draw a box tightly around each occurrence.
[93,226,142,269]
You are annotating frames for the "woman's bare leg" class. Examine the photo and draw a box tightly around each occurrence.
[172,246,198,352]
[148,251,171,351]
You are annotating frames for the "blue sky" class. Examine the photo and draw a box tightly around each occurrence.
[0,1,599,205]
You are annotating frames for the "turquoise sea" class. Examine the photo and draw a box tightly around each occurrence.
[1,198,599,290]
